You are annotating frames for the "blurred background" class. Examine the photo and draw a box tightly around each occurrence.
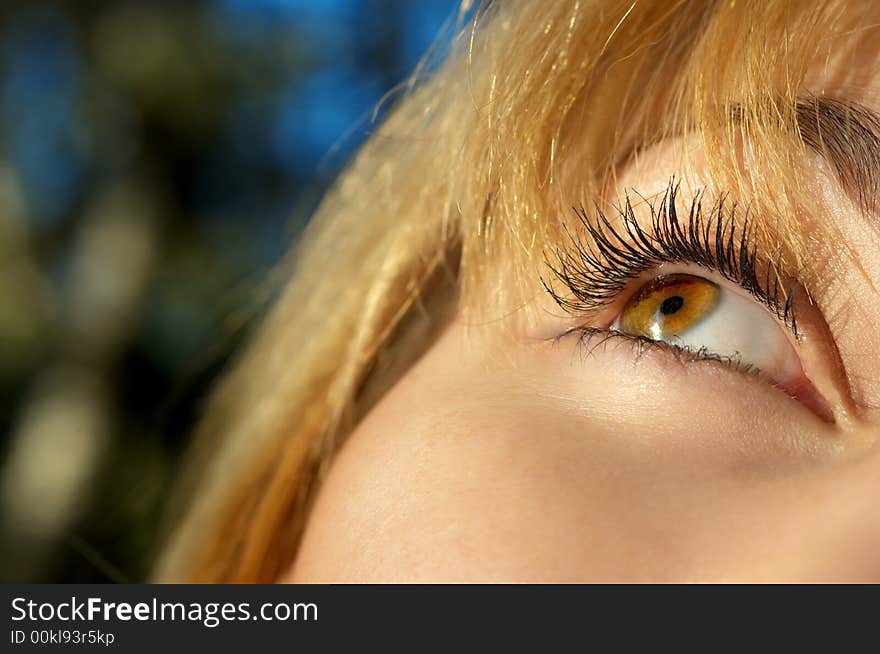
[0,0,458,583]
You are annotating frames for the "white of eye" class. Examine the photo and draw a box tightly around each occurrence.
[652,286,801,382]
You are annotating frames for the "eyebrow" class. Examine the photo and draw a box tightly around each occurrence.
[796,96,880,215]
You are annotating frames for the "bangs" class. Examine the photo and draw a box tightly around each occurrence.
[434,1,849,320]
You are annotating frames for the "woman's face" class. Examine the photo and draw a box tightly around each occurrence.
[288,52,880,584]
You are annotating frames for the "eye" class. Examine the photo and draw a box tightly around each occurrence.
[612,273,803,387]
[618,274,720,341]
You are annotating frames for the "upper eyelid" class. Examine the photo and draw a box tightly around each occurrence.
[542,181,801,337]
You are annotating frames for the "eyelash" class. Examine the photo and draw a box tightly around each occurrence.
[543,181,801,338]
[564,325,764,379]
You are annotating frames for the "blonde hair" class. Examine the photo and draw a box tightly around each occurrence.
[156,0,862,582]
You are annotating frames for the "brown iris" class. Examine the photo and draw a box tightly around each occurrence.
[618,274,720,340]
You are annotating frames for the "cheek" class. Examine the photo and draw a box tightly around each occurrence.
[288,328,672,581]
[288,390,658,581]
[287,377,581,581]
[284,323,861,582]
[288,342,722,582]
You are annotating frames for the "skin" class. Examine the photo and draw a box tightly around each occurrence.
[288,38,880,584]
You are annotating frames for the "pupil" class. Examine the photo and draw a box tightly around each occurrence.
[660,295,684,315]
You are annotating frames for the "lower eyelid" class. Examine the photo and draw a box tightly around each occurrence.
[559,326,835,423]
[564,326,762,375]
